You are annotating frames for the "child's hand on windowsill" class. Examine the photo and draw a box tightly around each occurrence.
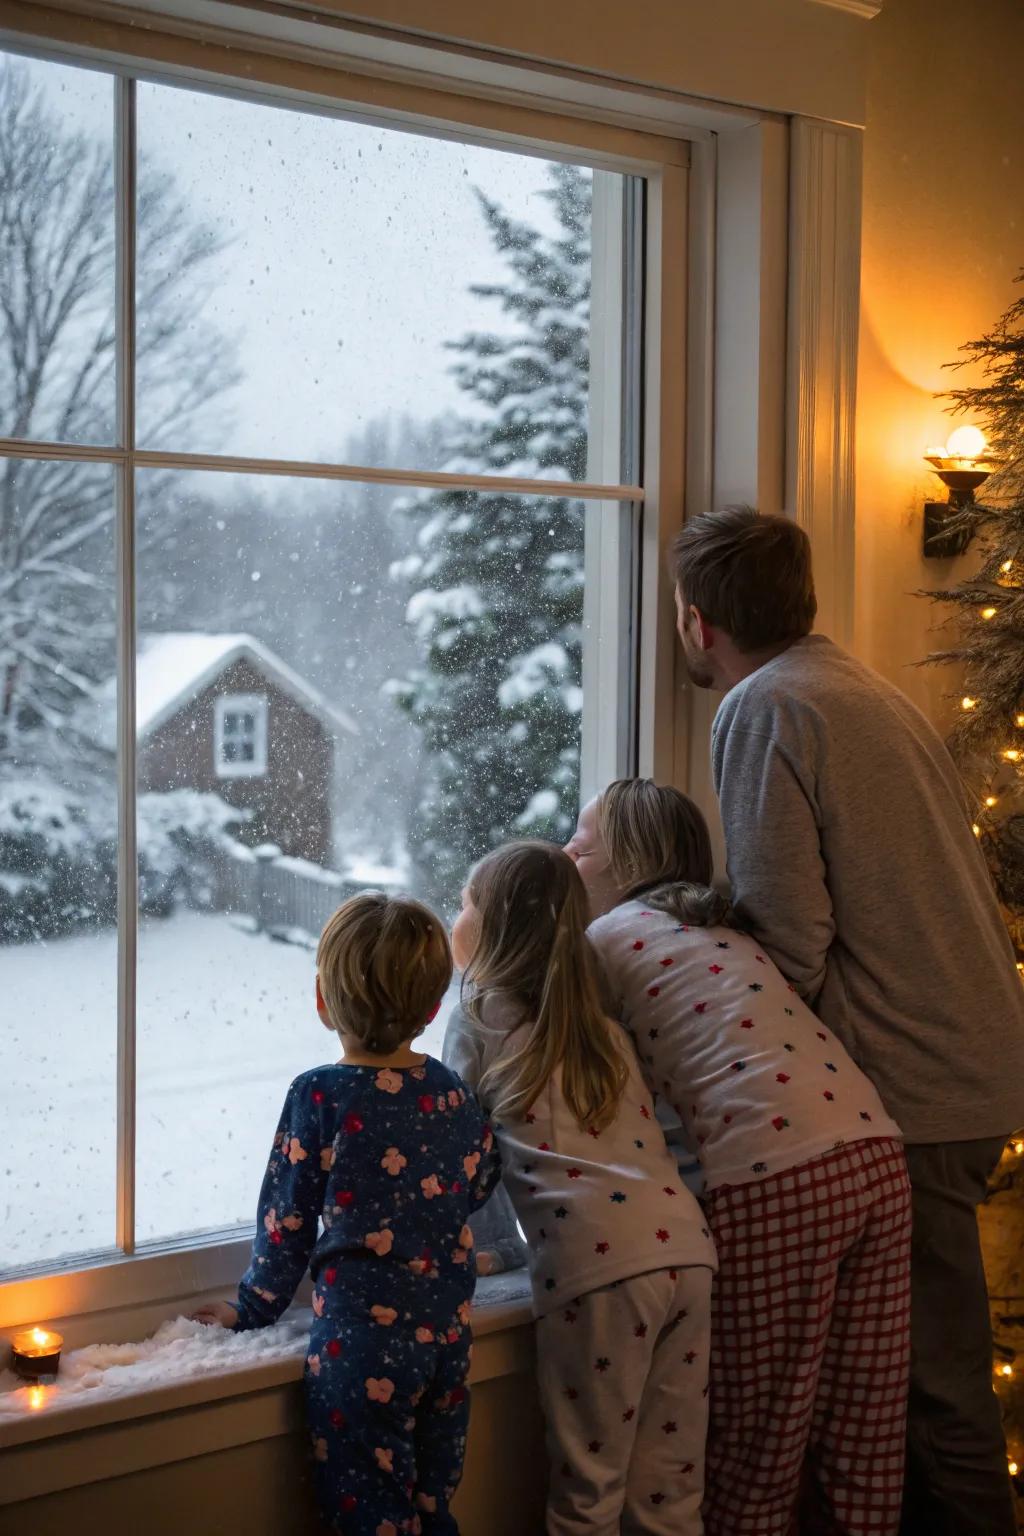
[476,1250,501,1277]
[190,1300,239,1328]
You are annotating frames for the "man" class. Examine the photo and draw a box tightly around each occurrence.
[673,505,1024,1536]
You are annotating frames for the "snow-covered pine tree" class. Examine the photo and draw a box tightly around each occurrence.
[920,269,1024,966]
[390,162,591,905]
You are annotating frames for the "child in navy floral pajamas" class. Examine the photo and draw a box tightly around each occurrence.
[194,892,500,1536]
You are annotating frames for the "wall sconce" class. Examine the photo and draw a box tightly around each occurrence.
[923,424,994,557]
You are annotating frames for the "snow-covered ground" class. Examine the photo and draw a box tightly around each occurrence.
[2,911,455,1272]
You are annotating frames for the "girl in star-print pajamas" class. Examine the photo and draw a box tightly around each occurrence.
[448,840,717,1536]
[567,779,913,1536]
[193,893,500,1536]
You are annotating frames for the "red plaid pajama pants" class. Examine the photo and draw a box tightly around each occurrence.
[703,1137,912,1536]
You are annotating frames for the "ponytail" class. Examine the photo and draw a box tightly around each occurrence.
[467,842,628,1133]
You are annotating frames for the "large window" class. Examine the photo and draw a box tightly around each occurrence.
[0,49,645,1276]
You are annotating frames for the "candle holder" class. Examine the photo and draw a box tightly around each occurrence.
[10,1326,63,1380]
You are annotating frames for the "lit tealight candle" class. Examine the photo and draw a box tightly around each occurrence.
[10,1325,63,1380]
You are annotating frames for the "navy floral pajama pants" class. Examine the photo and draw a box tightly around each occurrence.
[305,1306,472,1535]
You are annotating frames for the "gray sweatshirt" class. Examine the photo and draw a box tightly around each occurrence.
[712,634,1024,1144]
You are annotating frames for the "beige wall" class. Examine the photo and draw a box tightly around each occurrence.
[855,0,1024,728]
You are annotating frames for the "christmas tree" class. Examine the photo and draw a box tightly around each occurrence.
[921,271,1024,1520]
[921,269,1024,968]
[390,162,591,905]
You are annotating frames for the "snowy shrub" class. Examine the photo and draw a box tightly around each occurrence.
[0,774,117,942]
[0,774,249,941]
[137,790,250,918]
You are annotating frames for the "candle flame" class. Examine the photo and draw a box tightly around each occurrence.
[31,1327,48,1347]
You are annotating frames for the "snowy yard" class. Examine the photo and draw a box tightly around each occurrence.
[1,911,453,1271]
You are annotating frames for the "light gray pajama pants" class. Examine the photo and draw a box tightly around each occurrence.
[535,1265,713,1535]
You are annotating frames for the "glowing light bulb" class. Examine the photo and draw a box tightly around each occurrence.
[962,696,978,711]
[1004,749,1022,763]
[1009,1460,1019,1477]
[1015,1141,1024,1154]
[985,796,998,808]
[1016,714,1024,728]
[972,823,982,837]
[981,606,998,620]
[945,424,988,460]
[1001,559,1014,574]
[1001,1364,1014,1377]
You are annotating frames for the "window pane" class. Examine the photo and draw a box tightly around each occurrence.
[0,53,115,447]
[133,467,591,1244]
[136,80,627,481]
[0,457,117,1273]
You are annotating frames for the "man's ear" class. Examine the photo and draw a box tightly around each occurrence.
[690,604,715,651]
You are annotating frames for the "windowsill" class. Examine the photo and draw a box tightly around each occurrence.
[0,1271,532,1453]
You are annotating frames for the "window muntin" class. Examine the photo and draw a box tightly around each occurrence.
[0,45,645,1283]
[214,694,268,778]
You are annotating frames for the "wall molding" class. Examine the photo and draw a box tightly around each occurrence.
[787,116,863,647]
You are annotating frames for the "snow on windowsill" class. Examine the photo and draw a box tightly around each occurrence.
[0,1272,532,1451]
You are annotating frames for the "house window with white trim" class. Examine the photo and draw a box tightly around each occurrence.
[0,37,678,1309]
[214,694,268,778]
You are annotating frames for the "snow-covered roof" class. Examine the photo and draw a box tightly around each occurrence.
[87,633,357,751]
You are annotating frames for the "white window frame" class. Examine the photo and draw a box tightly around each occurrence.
[0,27,672,1342]
[0,7,861,1349]
[214,693,268,778]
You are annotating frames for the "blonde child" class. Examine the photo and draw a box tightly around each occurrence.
[567,780,912,1536]
[193,893,500,1536]
[446,840,716,1536]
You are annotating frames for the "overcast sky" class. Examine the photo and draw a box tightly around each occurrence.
[33,49,586,469]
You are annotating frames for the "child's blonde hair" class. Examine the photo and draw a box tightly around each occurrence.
[464,840,628,1133]
[598,778,729,927]
[317,891,452,1055]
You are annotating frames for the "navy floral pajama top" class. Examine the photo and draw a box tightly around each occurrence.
[233,1056,501,1332]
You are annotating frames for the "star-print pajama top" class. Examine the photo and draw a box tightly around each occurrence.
[586,899,902,1190]
[232,1057,501,1332]
[445,992,717,1318]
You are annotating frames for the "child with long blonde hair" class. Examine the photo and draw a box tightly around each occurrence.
[568,780,912,1536]
[446,839,716,1536]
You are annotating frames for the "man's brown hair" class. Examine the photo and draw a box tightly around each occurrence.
[317,891,452,1055]
[672,506,817,652]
